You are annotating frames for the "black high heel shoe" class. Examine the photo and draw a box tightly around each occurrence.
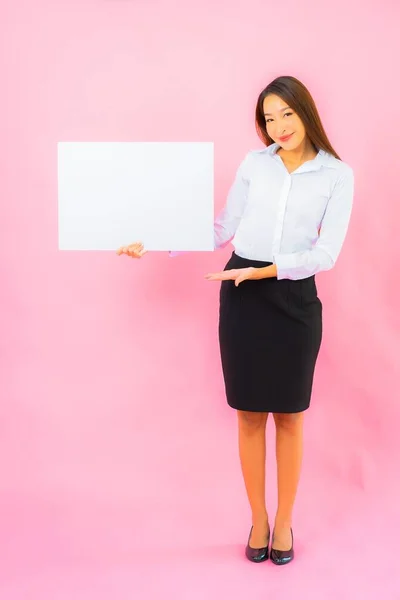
[270,528,294,565]
[245,525,270,563]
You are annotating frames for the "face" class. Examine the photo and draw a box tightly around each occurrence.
[262,94,307,150]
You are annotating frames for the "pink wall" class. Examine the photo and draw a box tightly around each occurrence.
[1,0,399,598]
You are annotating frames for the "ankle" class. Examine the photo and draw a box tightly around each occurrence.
[252,512,269,526]
[274,516,292,529]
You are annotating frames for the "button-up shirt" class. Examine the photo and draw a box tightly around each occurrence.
[213,143,354,280]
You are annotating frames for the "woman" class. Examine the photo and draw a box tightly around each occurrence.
[117,75,354,566]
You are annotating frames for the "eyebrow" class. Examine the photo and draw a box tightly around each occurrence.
[264,107,291,116]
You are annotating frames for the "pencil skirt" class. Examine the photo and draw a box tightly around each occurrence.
[218,252,323,413]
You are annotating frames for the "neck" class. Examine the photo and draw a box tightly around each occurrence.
[278,139,317,162]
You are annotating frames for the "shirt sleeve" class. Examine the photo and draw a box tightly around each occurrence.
[273,166,355,280]
[213,152,250,249]
[169,152,251,257]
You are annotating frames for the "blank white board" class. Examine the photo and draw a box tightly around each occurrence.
[57,142,215,251]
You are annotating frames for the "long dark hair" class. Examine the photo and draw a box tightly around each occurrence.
[255,75,341,160]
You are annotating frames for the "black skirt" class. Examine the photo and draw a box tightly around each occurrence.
[218,252,323,413]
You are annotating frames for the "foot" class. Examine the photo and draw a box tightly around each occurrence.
[271,523,292,551]
[246,520,270,563]
[270,526,294,565]
[249,519,270,549]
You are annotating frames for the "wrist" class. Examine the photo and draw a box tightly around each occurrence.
[255,265,277,279]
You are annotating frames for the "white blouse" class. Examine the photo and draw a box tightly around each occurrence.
[213,143,354,280]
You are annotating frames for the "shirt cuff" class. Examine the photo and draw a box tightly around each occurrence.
[273,253,297,280]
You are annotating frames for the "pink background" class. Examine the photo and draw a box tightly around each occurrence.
[1,0,399,598]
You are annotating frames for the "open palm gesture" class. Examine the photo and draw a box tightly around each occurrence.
[205,267,258,287]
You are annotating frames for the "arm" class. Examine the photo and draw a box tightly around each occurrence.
[169,153,250,257]
[213,153,250,250]
[257,166,355,280]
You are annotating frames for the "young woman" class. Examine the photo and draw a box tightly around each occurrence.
[117,75,355,566]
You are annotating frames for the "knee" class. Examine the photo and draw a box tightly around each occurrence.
[273,412,304,434]
[237,410,268,433]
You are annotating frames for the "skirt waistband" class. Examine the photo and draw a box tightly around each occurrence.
[232,251,274,268]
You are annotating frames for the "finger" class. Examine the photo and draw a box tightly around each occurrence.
[130,249,146,258]
[235,276,245,287]
[132,244,145,256]
[205,269,239,280]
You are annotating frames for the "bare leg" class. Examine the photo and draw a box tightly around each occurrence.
[272,411,304,551]
[237,410,270,548]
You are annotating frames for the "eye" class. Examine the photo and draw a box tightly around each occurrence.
[265,112,293,123]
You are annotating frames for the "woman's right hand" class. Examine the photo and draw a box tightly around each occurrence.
[116,242,147,258]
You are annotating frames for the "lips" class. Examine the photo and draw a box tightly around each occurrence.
[279,133,294,142]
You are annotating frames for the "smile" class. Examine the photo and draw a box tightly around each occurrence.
[279,133,294,142]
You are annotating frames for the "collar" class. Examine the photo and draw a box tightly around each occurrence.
[265,142,340,171]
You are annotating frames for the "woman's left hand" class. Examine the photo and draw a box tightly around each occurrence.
[205,267,258,287]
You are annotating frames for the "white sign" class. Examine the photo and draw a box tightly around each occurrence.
[57,142,214,251]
